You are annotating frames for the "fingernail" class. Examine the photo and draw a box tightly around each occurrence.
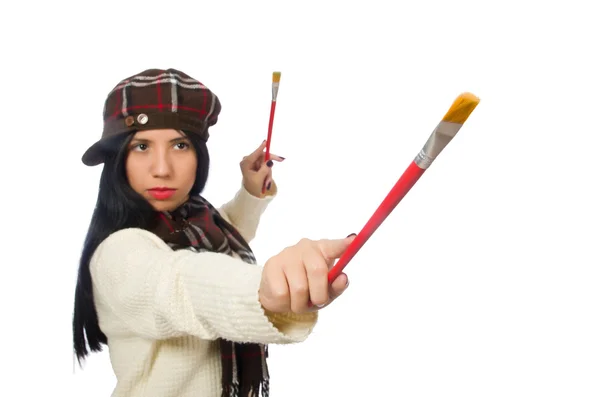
[280,156,286,160]
[347,233,357,238]
[266,160,273,167]
[316,303,325,308]
[267,182,272,190]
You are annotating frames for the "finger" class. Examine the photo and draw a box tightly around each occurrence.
[329,272,349,299]
[263,263,291,313]
[262,177,271,193]
[283,259,310,313]
[255,159,273,180]
[317,234,356,264]
[303,247,330,307]
[269,154,286,162]
[263,167,273,191]
[251,153,267,171]
[241,154,265,172]
[245,140,268,164]
[251,152,277,173]
[307,271,348,310]
[253,163,272,194]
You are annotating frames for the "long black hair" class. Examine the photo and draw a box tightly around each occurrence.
[72,130,210,365]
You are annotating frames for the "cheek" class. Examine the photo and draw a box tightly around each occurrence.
[125,156,143,191]
[184,157,198,187]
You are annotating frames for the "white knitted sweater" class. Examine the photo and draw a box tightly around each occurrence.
[90,186,318,396]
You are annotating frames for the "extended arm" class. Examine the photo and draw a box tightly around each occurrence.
[90,227,316,344]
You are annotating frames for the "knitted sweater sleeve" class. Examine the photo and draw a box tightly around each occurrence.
[217,183,275,243]
[90,228,317,343]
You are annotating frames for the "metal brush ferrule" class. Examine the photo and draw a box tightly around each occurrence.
[272,83,279,101]
[414,121,463,169]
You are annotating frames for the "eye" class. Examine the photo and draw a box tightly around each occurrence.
[174,142,190,150]
[131,143,148,151]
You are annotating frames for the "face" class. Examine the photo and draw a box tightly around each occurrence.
[125,128,197,211]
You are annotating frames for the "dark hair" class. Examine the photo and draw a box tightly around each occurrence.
[72,130,210,365]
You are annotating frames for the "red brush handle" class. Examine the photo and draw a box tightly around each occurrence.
[327,161,426,283]
[262,100,277,194]
[265,100,277,161]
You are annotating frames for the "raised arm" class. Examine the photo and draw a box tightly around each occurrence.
[90,227,316,344]
[217,182,276,243]
[219,139,282,242]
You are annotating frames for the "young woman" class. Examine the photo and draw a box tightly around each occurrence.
[72,68,353,397]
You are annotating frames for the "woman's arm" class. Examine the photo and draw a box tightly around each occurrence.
[217,182,277,243]
[90,227,316,343]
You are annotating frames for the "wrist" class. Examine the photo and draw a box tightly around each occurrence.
[242,180,277,198]
[242,180,260,198]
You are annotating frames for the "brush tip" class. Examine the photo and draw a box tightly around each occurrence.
[442,92,480,124]
[272,71,281,83]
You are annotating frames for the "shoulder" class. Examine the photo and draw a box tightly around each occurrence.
[90,228,172,270]
[100,227,170,251]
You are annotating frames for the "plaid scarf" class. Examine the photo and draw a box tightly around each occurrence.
[148,194,270,397]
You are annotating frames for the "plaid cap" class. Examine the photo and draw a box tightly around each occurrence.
[81,68,221,166]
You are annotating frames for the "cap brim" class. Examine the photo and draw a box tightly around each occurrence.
[81,133,130,166]
[81,140,106,166]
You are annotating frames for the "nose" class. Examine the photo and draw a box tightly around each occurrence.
[150,149,172,178]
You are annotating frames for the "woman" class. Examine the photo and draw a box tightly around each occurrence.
[72,68,353,397]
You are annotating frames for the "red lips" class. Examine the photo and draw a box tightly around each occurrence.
[148,187,176,200]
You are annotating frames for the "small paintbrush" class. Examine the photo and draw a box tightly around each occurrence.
[262,71,281,194]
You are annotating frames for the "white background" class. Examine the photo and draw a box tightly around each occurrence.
[1,0,599,396]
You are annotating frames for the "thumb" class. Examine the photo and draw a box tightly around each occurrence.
[318,234,356,262]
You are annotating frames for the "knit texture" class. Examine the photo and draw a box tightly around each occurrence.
[90,186,318,397]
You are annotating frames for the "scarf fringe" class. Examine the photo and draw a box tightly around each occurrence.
[221,379,269,397]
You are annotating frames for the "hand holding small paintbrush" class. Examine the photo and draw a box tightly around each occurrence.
[262,71,281,194]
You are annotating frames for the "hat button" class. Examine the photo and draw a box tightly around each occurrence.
[125,116,135,127]
[137,113,149,125]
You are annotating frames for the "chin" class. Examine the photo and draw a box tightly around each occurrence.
[147,194,189,212]
[142,191,190,212]
[150,201,179,212]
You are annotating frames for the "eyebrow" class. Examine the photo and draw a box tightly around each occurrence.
[130,136,191,144]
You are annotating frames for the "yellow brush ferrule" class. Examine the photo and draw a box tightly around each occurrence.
[442,92,480,124]
[272,71,281,83]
